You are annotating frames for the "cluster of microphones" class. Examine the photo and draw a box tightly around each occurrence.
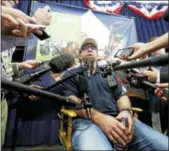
[2,52,169,108]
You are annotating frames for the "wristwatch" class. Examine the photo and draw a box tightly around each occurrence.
[120,108,133,117]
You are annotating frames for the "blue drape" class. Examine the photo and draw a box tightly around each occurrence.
[6,0,168,147]
[120,3,168,43]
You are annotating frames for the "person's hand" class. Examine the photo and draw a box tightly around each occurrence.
[34,5,52,26]
[154,83,169,102]
[2,14,43,37]
[2,6,43,37]
[2,6,38,24]
[115,110,134,142]
[142,68,159,82]
[1,12,18,29]
[1,0,19,7]
[30,84,43,89]
[28,95,38,101]
[97,114,130,146]
[28,84,43,101]
[18,60,41,69]
[120,43,147,61]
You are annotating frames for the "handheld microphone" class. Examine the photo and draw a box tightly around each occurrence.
[113,54,168,71]
[14,51,75,84]
[2,79,79,107]
[14,67,51,84]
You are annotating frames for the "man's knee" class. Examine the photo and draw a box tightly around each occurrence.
[72,119,113,150]
[133,119,168,150]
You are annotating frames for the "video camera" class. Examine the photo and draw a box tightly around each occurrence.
[125,69,148,89]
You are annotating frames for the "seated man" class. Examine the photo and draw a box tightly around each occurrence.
[60,38,168,150]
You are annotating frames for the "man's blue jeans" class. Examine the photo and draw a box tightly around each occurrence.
[72,118,168,150]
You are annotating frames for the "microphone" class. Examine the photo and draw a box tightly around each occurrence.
[49,51,75,73]
[113,54,168,71]
[98,59,121,78]
[14,68,51,84]
[2,79,79,107]
[14,51,75,84]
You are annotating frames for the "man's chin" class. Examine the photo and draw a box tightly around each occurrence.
[84,56,95,61]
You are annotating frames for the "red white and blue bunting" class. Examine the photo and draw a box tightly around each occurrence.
[83,0,124,14]
[127,3,168,20]
[83,0,168,20]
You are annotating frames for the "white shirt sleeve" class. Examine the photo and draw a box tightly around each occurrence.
[156,70,160,83]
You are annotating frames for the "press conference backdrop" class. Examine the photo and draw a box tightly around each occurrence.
[29,1,138,62]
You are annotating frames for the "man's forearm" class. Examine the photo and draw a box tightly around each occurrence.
[117,95,132,111]
[73,108,106,125]
[146,32,168,54]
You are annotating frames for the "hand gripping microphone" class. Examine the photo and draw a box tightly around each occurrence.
[14,51,75,84]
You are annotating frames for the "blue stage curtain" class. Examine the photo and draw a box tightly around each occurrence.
[120,3,168,43]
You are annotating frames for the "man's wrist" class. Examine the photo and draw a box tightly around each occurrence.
[120,108,133,117]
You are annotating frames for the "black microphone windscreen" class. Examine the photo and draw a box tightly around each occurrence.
[49,51,75,73]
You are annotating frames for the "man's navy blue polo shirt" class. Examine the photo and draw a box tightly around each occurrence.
[60,66,124,116]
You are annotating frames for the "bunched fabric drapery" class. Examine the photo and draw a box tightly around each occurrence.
[83,0,168,20]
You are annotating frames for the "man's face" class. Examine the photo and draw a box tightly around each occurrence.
[79,43,98,61]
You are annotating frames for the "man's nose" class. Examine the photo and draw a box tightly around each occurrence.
[87,47,92,51]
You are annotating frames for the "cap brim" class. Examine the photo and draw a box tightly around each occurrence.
[80,38,98,50]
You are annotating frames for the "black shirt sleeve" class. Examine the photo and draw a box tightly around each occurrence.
[111,83,125,101]
[109,74,125,101]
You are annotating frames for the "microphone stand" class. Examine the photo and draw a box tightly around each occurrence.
[82,61,93,120]
[44,67,84,91]
[82,93,92,120]
[44,72,81,91]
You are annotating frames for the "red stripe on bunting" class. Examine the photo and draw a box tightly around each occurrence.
[83,0,168,20]
[127,5,167,20]
[83,0,123,14]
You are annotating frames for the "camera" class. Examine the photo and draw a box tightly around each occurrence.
[125,69,148,89]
